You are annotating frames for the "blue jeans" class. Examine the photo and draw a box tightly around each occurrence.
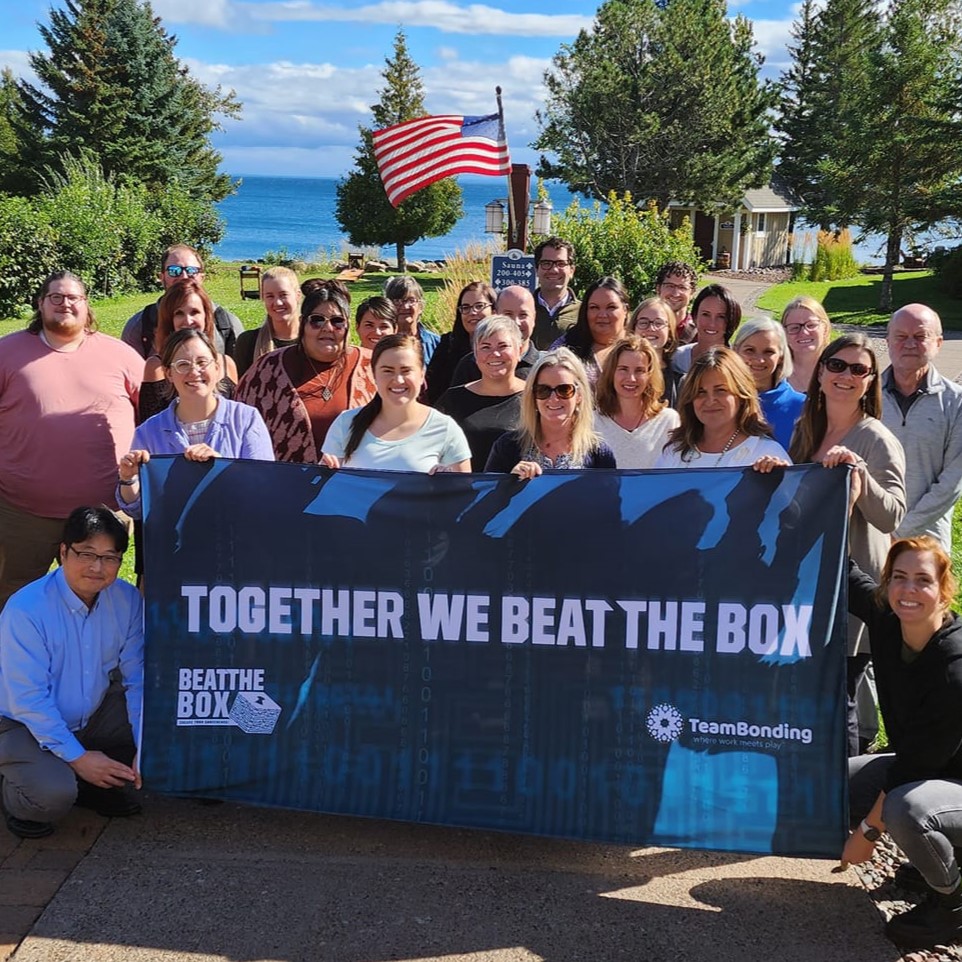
[850,753,962,892]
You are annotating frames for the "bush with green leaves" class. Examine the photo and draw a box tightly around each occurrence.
[539,193,705,303]
[0,194,58,317]
[930,244,962,299]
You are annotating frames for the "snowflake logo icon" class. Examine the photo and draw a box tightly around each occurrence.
[646,703,684,743]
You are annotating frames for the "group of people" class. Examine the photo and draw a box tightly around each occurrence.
[2,238,962,950]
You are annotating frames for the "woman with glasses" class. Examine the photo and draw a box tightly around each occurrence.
[790,333,906,755]
[425,281,496,405]
[594,335,679,469]
[485,348,616,476]
[384,276,440,365]
[628,296,681,405]
[116,328,274,520]
[234,266,302,379]
[654,347,790,469]
[322,334,470,473]
[780,296,832,393]
[139,281,238,421]
[236,286,375,462]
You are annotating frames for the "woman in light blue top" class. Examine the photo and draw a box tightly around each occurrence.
[117,329,274,519]
[322,334,471,473]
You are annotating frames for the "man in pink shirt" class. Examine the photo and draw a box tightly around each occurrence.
[0,272,142,610]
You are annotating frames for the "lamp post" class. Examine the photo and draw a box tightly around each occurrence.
[484,168,552,252]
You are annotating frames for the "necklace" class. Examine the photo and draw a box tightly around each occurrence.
[303,349,347,402]
[715,429,741,465]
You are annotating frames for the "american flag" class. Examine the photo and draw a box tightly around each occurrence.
[372,112,511,208]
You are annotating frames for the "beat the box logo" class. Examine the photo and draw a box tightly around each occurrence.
[177,667,282,734]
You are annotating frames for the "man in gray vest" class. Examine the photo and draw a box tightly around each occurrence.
[121,244,243,359]
[882,303,962,551]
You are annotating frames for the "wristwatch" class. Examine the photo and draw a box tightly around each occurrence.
[860,819,882,842]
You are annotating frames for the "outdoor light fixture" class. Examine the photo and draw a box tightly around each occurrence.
[485,200,505,234]
[532,200,552,235]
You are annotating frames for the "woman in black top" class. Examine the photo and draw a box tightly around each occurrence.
[844,534,962,950]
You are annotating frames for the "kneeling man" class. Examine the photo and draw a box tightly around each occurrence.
[0,507,143,838]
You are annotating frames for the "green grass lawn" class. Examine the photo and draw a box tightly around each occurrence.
[0,262,455,340]
[755,270,962,329]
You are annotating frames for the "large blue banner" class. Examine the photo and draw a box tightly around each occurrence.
[141,459,849,856]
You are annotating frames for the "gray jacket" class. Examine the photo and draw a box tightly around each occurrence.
[882,365,962,551]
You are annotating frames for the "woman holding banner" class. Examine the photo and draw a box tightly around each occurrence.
[653,347,790,469]
[790,333,906,755]
[321,334,471,473]
[485,348,616,476]
[116,329,274,519]
[844,536,962,951]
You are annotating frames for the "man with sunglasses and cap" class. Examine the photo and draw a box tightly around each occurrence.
[881,303,962,552]
[0,507,143,839]
[121,244,244,359]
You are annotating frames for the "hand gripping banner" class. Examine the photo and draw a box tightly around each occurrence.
[141,460,849,856]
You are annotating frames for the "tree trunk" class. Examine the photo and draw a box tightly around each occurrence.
[878,225,902,314]
[396,240,407,273]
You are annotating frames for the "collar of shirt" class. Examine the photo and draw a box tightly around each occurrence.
[883,364,937,398]
[536,288,575,317]
[52,565,99,615]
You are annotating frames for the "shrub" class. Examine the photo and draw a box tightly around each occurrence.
[930,244,962,298]
[432,240,501,333]
[809,229,860,282]
[0,195,58,317]
[537,193,705,304]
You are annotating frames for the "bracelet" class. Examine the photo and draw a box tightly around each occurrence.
[118,475,138,486]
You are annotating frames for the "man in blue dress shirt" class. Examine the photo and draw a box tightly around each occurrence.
[0,507,143,838]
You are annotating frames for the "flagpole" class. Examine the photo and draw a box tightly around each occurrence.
[496,86,517,250]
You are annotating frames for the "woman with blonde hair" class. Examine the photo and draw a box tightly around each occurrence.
[594,335,679,468]
[654,347,790,468]
[485,348,616,476]
[628,296,681,405]
[234,266,301,378]
[780,295,832,393]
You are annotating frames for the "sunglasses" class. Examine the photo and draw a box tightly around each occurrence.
[165,265,203,278]
[306,314,348,329]
[822,357,874,378]
[533,382,578,400]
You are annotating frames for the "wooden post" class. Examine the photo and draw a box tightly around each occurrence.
[507,164,531,252]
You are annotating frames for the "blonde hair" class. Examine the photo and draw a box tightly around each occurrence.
[254,266,301,363]
[780,296,831,352]
[628,296,678,361]
[595,335,666,419]
[517,348,600,464]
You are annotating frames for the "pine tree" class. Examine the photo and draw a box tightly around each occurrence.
[0,69,25,194]
[13,0,239,202]
[335,30,462,273]
[534,0,777,209]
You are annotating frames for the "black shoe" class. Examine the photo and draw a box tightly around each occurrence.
[75,786,141,818]
[3,810,55,839]
[886,888,962,949]
[893,861,933,895]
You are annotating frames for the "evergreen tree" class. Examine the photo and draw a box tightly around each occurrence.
[335,30,462,273]
[0,69,25,194]
[13,0,239,202]
[534,0,777,209]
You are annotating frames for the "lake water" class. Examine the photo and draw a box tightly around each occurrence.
[213,175,577,264]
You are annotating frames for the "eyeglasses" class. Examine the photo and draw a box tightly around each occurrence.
[891,333,936,345]
[306,314,348,329]
[393,297,420,307]
[165,265,203,279]
[785,321,822,335]
[533,382,578,400]
[459,302,492,314]
[823,357,874,378]
[537,259,572,270]
[169,357,216,375]
[634,319,668,331]
[44,293,86,306]
[659,281,691,293]
[68,545,123,569]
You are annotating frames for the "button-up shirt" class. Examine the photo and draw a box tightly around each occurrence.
[0,568,143,762]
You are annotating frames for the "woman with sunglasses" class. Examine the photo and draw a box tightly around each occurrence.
[139,281,239,422]
[485,348,615,477]
[321,334,470,473]
[116,329,274,520]
[790,333,906,755]
[654,347,789,469]
[425,281,496,404]
[628,296,681,406]
[236,286,375,462]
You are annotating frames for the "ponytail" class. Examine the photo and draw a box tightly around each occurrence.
[343,396,382,463]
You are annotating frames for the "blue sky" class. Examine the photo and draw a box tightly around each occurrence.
[3,0,803,179]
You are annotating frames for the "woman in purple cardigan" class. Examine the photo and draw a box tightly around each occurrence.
[116,329,274,519]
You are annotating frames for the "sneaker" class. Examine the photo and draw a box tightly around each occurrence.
[74,786,141,818]
[893,862,933,895]
[3,811,55,839]
[886,890,962,949]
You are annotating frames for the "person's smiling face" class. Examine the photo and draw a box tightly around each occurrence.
[586,288,627,346]
[694,296,729,347]
[303,302,349,362]
[692,368,739,434]
[817,346,875,408]
[374,345,424,405]
[736,330,782,392]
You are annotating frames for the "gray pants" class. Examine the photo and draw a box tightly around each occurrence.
[0,685,135,823]
[850,753,962,892]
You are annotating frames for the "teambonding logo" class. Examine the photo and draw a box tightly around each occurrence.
[646,704,685,743]
[176,667,282,734]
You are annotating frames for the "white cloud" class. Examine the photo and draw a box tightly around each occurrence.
[437,46,459,61]
[751,17,797,70]
[240,1,592,37]
[0,49,36,82]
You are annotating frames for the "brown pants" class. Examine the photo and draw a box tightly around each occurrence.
[0,493,63,613]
